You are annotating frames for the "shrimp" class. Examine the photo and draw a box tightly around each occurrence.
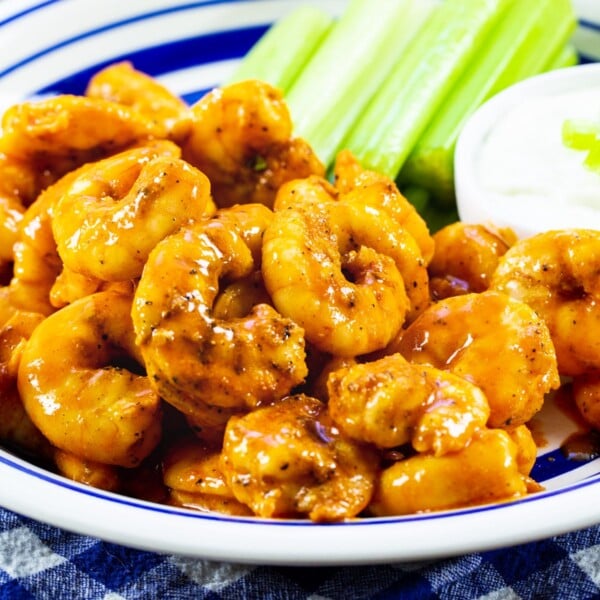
[0,153,43,271]
[428,222,517,300]
[0,310,52,459]
[53,448,121,492]
[333,150,435,265]
[327,353,490,456]
[0,95,162,171]
[262,196,419,356]
[368,428,528,516]
[182,80,324,208]
[395,290,560,428]
[0,287,17,326]
[490,229,600,376]
[85,61,192,143]
[220,394,378,521]
[9,141,181,314]
[132,214,307,429]
[52,143,208,281]
[18,290,162,467]
[162,438,252,516]
[572,374,600,430]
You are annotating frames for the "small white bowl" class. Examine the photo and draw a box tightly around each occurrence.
[455,62,600,238]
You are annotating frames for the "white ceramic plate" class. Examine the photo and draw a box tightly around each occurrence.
[0,0,599,566]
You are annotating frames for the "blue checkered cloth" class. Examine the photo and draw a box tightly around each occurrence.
[2,507,600,599]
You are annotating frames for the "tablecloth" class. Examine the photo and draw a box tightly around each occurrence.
[2,507,600,599]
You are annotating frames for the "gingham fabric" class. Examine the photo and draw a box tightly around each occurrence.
[2,507,600,599]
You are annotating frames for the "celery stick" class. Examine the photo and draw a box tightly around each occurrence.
[544,44,580,71]
[398,0,576,206]
[227,5,334,92]
[343,0,513,179]
[285,0,436,166]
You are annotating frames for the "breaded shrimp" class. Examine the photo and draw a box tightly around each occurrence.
[18,291,162,467]
[262,197,418,356]
[53,448,121,492]
[428,222,516,300]
[52,142,207,281]
[395,290,560,428]
[327,353,489,456]
[85,61,192,143]
[491,229,600,376]
[9,141,181,314]
[0,310,52,459]
[333,150,435,265]
[132,215,307,428]
[220,394,378,521]
[182,80,324,208]
[162,438,252,516]
[0,95,162,168]
[572,373,600,430]
[369,428,528,516]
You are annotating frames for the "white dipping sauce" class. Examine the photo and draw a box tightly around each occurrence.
[477,87,600,234]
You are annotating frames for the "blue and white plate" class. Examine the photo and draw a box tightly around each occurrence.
[0,0,598,565]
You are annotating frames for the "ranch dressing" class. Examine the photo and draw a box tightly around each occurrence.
[477,87,600,234]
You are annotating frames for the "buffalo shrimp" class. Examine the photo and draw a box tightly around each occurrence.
[9,141,181,314]
[220,394,378,521]
[327,353,489,456]
[18,290,162,467]
[0,310,52,459]
[182,79,324,208]
[491,229,600,376]
[162,438,251,516]
[132,211,307,437]
[0,95,163,176]
[428,222,517,300]
[52,142,208,281]
[262,192,430,356]
[369,428,529,516]
[86,61,192,143]
[395,290,560,428]
[333,150,434,265]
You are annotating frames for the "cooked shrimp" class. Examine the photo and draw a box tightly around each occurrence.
[327,353,489,456]
[220,394,378,521]
[53,448,121,492]
[333,150,435,264]
[0,310,52,459]
[395,290,560,428]
[132,215,307,427]
[182,80,324,208]
[0,153,42,270]
[52,142,207,281]
[507,424,538,478]
[0,287,17,326]
[162,438,252,516]
[86,61,192,143]
[212,202,274,264]
[428,222,517,300]
[369,428,528,516]
[18,290,162,467]
[491,229,600,376]
[0,95,162,167]
[10,141,181,313]
[572,373,600,430]
[262,198,417,356]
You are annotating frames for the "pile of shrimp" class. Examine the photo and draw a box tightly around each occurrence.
[0,62,595,522]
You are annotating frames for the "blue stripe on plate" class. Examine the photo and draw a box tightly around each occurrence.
[579,18,600,33]
[34,26,266,96]
[530,447,597,482]
[0,0,60,27]
[0,0,259,79]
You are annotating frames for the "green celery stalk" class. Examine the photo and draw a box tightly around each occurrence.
[398,0,576,206]
[227,5,334,92]
[343,0,514,179]
[544,43,580,71]
[285,0,436,166]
